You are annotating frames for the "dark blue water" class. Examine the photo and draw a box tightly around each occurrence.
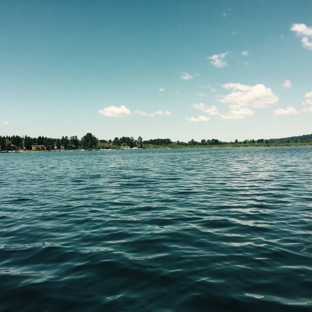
[1,147,312,311]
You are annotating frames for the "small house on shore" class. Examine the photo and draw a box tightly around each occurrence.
[32,145,46,151]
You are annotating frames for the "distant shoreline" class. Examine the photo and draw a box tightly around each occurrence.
[1,142,312,153]
[2,133,312,152]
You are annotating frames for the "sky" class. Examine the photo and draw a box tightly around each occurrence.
[1,0,312,142]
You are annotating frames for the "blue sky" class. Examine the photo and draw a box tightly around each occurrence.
[1,0,312,141]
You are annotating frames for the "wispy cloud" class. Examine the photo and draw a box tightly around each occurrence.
[99,106,170,117]
[186,116,210,122]
[303,91,312,112]
[198,85,217,92]
[217,83,278,108]
[242,51,249,56]
[181,72,194,80]
[0,121,9,126]
[159,87,164,92]
[208,52,228,68]
[207,85,217,92]
[282,80,292,89]
[274,106,298,116]
[291,23,312,50]
[195,92,207,98]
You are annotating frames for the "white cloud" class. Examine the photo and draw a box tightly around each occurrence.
[189,83,278,122]
[181,72,194,80]
[99,106,170,117]
[191,103,254,120]
[192,103,220,115]
[99,105,132,117]
[159,87,164,92]
[291,23,312,50]
[301,37,312,50]
[186,116,210,122]
[291,23,312,37]
[208,52,228,68]
[303,91,312,112]
[304,91,312,104]
[282,80,292,89]
[217,83,278,108]
[223,13,227,16]
[1,121,9,126]
[154,110,171,116]
[273,106,298,116]
[135,110,171,117]
[232,31,237,35]
[242,51,249,56]
[220,108,254,120]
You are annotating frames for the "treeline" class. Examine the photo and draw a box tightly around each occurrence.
[270,134,312,143]
[0,133,98,151]
[101,137,172,148]
[1,133,312,151]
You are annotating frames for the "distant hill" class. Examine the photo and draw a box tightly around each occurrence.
[270,134,312,143]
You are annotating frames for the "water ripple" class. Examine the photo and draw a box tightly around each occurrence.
[1,147,312,311]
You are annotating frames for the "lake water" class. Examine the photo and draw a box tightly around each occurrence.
[1,147,312,311]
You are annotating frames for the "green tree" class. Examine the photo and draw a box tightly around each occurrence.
[137,136,143,148]
[81,133,98,149]
[188,139,198,145]
[113,137,120,146]
[55,139,61,149]
[211,139,219,145]
[130,136,135,148]
[60,136,69,149]
[69,136,79,149]
[23,135,32,150]
[4,138,11,151]
[37,136,44,145]
[11,135,23,147]
[0,136,5,151]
